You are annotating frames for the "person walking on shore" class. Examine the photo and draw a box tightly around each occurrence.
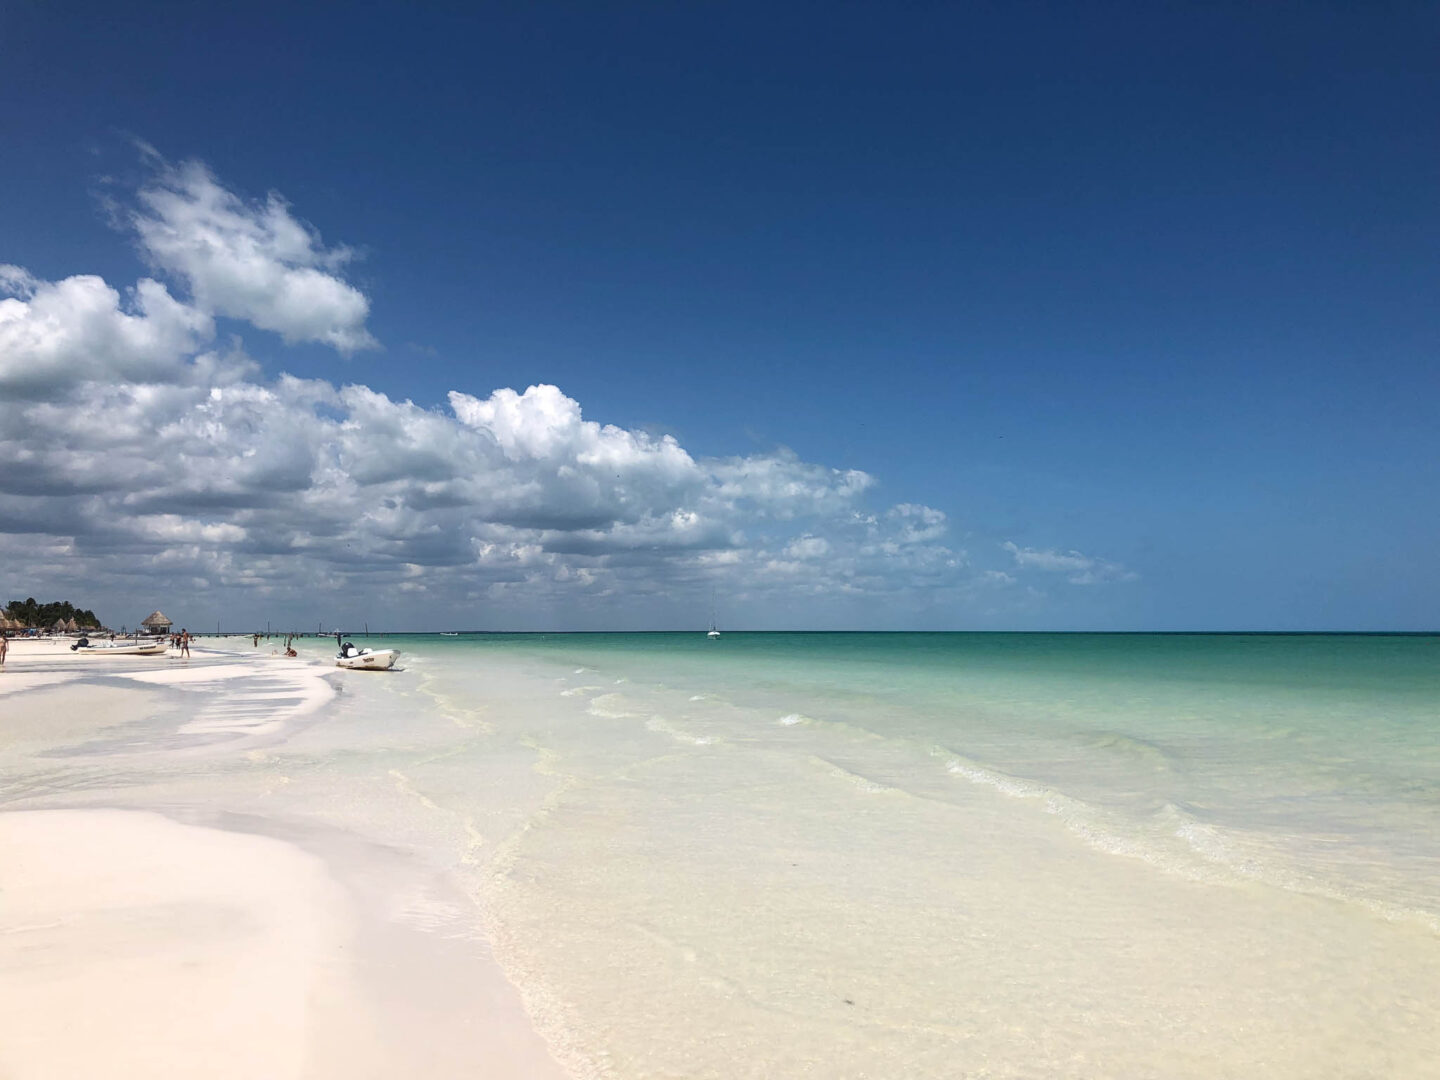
[1,631,7,669]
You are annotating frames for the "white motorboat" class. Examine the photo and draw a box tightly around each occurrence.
[71,636,169,656]
[336,644,401,670]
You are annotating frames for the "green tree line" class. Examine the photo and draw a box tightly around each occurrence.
[4,598,103,629]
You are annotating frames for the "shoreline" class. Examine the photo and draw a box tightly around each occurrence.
[0,641,569,1080]
[6,632,1438,1077]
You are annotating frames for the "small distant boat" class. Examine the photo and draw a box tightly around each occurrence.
[71,636,168,656]
[440,631,459,636]
[706,589,721,639]
[336,643,401,670]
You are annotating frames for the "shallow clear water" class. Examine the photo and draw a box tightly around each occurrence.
[305,631,1439,1078]
[22,631,1433,1077]
[386,632,1440,903]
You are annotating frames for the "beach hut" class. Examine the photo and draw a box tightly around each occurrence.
[141,610,173,635]
[51,618,68,634]
[65,617,79,632]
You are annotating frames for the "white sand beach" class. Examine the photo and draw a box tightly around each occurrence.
[0,639,567,1080]
[5,633,1438,1079]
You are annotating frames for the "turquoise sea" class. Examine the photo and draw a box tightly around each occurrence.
[18,630,1422,1076]
[283,630,1439,1077]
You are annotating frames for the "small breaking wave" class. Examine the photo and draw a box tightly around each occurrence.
[645,714,717,747]
[1157,801,1440,934]
[586,693,636,720]
[935,747,1227,870]
[934,747,1440,934]
[810,756,900,795]
[560,685,604,698]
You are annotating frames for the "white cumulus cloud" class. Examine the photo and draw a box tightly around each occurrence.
[0,268,212,394]
[0,152,1126,628]
[131,159,376,352]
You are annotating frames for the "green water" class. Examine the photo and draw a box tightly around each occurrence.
[372,631,1440,920]
[343,631,1434,1076]
[69,630,1440,1076]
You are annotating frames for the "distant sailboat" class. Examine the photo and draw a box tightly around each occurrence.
[707,590,721,639]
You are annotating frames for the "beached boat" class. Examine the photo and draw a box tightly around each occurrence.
[336,645,401,670]
[71,637,169,656]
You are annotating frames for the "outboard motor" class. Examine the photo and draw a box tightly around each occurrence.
[71,636,90,651]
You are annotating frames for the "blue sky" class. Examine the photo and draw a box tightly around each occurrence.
[1,2,1437,631]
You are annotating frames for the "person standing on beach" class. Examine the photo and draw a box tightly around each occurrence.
[1,631,7,669]
[180,629,191,658]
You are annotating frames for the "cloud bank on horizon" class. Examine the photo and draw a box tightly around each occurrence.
[0,154,1134,628]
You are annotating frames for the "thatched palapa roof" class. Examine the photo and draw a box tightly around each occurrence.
[142,610,173,631]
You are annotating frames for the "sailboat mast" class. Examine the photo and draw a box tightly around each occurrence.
[707,587,721,638]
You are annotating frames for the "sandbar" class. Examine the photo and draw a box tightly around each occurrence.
[0,644,568,1079]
